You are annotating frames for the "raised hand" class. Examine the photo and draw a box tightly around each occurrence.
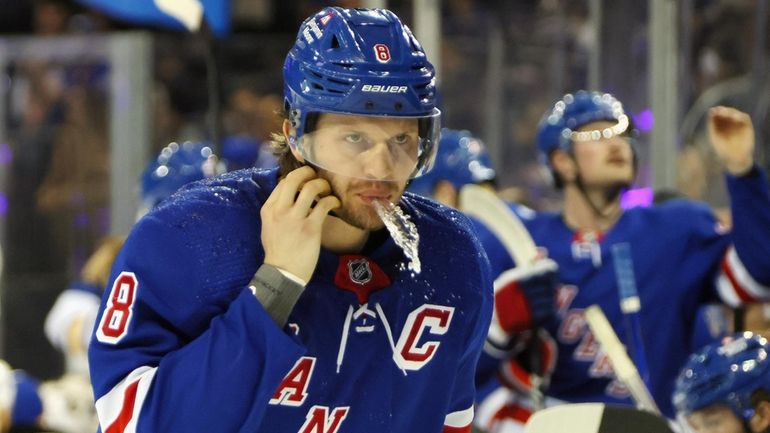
[261,166,341,282]
[708,106,755,176]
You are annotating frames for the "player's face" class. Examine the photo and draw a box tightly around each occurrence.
[312,114,413,230]
[571,120,635,189]
[687,405,747,433]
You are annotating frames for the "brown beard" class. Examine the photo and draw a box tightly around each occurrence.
[320,170,403,231]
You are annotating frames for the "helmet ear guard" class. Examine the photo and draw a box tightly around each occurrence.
[288,108,302,130]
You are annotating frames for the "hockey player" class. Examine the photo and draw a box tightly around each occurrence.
[673,332,770,433]
[407,128,497,208]
[474,91,770,431]
[88,7,492,433]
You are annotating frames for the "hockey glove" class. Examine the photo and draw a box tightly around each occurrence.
[492,258,559,336]
[38,374,98,433]
[498,329,558,395]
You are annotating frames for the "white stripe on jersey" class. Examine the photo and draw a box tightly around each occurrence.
[716,274,742,307]
[95,366,157,433]
[444,406,474,428]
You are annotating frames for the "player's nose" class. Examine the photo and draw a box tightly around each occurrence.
[360,142,395,180]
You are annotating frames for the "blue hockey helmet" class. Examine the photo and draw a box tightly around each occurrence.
[536,90,632,170]
[672,332,770,421]
[139,141,219,215]
[408,128,496,198]
[222,135,277,171]
[283,7,440,181]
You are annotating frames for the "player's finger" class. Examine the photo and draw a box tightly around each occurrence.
[274,166,317,208]
[708,107,733,133]
[730,109,752,125]
[308,195,341,223]
[712,114,749,139]
[709,105,731,117]
[293,178,332,214]
[710,106,749,126]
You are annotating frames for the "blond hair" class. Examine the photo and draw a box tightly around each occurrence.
[81,235,126,288]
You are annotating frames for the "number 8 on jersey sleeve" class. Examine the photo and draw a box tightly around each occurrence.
[96,272,138,344]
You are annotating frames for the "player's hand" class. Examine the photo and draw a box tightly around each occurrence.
[493,258,559,335]
[261,166,341,283]
[38,374,98,433]
[708,106,755,176]
[498,329,557,393]
[0,360,13,433]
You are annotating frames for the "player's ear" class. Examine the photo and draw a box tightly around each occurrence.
[282,119,305,163]
[754,400,770,431]
[551,150,576,183]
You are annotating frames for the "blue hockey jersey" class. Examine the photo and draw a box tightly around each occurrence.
[474,167,770,419]
[88,167,493,433]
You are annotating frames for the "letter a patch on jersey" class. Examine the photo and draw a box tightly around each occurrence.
[299,406,349,433]
[270,357,316,407]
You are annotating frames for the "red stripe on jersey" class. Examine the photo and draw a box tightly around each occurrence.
[721,258,754,303]
[105,379,140,433]
[443,424,471,433]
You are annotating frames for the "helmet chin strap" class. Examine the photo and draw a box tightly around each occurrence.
[575,175,623,220]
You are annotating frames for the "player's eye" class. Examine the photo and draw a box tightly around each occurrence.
[391,133,409,145]
[344,133,363,144]
[390,133,418,151]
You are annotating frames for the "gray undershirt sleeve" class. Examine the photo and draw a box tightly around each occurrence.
[249,264,305,327]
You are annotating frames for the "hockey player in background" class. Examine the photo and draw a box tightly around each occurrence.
[407,128,497,208]
[45,140,220,376]
[0,143,214,433]
[0,141,220,433]
[474,91,770,432]
[673,332,770,433]
[88,7,492,433]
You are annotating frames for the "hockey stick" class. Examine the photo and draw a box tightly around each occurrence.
[583,304,661,415]
[523,403,674,433]
[459,184,538,267]
[458,184,545,409]
[610,243,652,388]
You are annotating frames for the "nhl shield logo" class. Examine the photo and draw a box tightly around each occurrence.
[347,259,372,285]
